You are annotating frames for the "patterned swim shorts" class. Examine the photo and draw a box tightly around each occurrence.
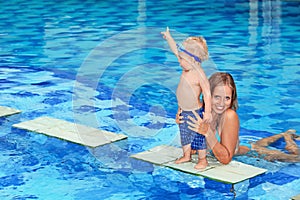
[178,107,206,150]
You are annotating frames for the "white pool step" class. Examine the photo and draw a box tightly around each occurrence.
[13,116,127,147]
[0,106,21,117]
[292,194,300,200]
[131,145,267,184]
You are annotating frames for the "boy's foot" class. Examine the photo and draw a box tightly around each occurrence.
[194,158,208,170]
[175,157,191,164]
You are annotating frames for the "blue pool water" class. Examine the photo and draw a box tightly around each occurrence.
[1,0,300,199]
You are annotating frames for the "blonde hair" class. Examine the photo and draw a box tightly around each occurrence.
[184,36,209,61]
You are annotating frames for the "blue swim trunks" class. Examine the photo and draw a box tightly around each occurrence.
[179,107,206,150]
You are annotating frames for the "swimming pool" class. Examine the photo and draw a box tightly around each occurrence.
[1,0,300,199]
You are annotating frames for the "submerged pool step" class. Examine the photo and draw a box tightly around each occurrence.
[292,194,300,200]
[13,116,127,147]
[131,145,267,184]
[0,106,21,117]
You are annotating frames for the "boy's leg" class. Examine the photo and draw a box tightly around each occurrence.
[177,110,194,164]
[175,144,192,164]
[194,149,208,170]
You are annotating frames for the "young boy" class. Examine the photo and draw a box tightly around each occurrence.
[161,27,212,169]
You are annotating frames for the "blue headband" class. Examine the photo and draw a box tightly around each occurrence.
[176,43,202,63]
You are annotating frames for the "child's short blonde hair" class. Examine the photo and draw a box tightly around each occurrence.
[184,36,209,61]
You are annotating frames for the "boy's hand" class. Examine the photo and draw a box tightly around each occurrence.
[161,27,178,58]
[161,27,171,40]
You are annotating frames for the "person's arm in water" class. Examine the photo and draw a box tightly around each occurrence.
[187,109,239,164]
[161,27,179,58]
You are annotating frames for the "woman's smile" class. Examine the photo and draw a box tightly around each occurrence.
[212,85,232,114]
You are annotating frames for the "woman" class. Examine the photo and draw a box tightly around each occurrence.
[184,72,300,163]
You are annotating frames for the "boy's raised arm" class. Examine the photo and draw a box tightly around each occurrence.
[161,27,179,58]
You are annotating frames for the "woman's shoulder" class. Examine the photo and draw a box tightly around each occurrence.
[224,109,239,120]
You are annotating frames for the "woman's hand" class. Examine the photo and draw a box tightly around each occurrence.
[175,109,184,124]
[187,110,209,135]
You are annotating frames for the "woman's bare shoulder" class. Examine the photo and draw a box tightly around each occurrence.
[225,109,239,120]
[219,109,239,136]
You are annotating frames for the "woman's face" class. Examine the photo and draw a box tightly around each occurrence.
[211,85,233,114]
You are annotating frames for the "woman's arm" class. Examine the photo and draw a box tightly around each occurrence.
[175,107,183,124]
[209,109,239,164]
[188,109,239,164]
